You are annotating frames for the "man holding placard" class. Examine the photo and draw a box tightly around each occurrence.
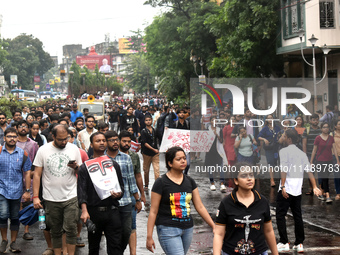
[77,132,124,255]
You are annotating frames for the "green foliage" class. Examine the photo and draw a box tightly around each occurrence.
[69,61,123,97]
[205,0,283,77]
[2,34,54,89]
[0,39,8,69]
[144,0,220,101]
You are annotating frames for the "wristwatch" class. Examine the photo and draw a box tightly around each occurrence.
[136,198,141,202]
[25,189,30,193]
[281,186,285,189]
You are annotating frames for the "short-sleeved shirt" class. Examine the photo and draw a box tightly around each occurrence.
[152,174,197,229]
[70,111,83,123]
[302,127,321,156]
[215,189,271,255]
[108,111,119,123]
[33,142,82,202]
[314,135,334,162]
[0,146,32,199]
[235,135,254,157]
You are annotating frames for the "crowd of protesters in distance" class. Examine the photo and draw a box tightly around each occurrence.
[0,92,338,254]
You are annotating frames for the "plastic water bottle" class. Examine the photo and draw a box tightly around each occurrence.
[39,209,46,230]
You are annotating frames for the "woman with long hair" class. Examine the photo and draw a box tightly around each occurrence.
[146,146,214,255]
[213,162,278,255]
[310,122,340,203]
[257,114,281,187]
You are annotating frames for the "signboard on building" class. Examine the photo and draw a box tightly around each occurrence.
[10,75,18,86]
[34,76,41,82]
[119,38,132,54]
[76,55,111,70]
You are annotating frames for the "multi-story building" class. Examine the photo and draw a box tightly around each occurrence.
[277,0,340,113]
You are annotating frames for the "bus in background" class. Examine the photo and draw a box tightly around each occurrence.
[39,91,54,99]
[10,89,37,101]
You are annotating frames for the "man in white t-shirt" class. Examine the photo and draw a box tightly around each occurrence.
[32,125,82,255]
[276,129,321,253]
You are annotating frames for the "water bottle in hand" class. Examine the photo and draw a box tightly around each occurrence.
[39,209,46,230]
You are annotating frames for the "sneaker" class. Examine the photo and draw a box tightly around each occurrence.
[277,242,290,252]
[76,237,85,247]
[326,197,333,204]
[9,241,21,253]
[22,232,34,240]
[0,240,8,253]
[318,195,326,201]
[293,243,304,253]
[210,184,216,191]
[220,184,227,193]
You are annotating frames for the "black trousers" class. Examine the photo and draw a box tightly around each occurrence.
[276,191,304,245]
[119,203,133,252]
[87,207,122,255]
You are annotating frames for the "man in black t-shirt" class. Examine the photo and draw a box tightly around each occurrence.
[120,106,140,137]
[108,106,119,133]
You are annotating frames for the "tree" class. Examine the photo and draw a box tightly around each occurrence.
[144,0,220,101]
[0,39,8,72]
[2,34,54,89]
[205,0,283,78]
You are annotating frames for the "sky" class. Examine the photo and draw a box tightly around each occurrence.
[0,0,162,61]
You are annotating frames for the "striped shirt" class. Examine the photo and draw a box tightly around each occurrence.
[107,150,138,206]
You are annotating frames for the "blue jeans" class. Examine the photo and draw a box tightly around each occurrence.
[156,225,193,255]
[222,251,268,255]
[0,194,21,231]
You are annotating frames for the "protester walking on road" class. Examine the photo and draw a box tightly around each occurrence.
[146,146,215,255]
[33,125,82,255]
[234,126,257,164]
[310,122,340,203]
[276,129,322,253]
[77,132,124,255]
[213,162,278,255]
[257,114,281,187]
[0,128,32,253]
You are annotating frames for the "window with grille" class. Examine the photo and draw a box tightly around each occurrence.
[282,0,304,38]
[320,0,335,28]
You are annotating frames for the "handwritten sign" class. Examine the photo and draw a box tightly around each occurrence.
[160,129,215,153]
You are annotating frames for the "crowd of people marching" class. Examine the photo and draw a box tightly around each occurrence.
[0,94,339,255]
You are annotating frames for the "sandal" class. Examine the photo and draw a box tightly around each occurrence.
[42,248,54,255]
[305,190,313,195]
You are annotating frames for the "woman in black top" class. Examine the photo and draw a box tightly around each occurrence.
[213,162,278,255]
[146,146,214,255]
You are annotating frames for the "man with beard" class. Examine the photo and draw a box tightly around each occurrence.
[78,116,97,152]
[14,120,39,240]
[105,131,142,252]
[0,113,8,146]
[33,125,82,255]
[45,107,54,123]
[0,128,32,253]
[78,132,124,255]
[74,119,84,132]
[120,107,140,137]
[119,131,146,255]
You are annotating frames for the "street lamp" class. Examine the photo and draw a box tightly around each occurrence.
[298,29,331,113]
